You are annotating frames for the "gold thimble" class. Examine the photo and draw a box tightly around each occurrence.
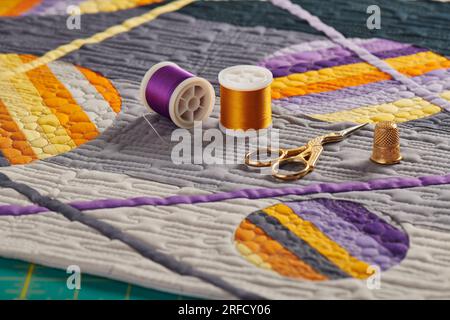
[371,121,402,165]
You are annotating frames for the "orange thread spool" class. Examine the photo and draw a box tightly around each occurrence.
[218,65,273,134]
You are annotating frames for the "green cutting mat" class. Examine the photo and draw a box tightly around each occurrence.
[0,257,193,300]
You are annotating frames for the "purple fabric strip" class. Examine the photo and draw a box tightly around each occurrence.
[275,79,406,113]
[264,45,427,78]
[1,173,450,217]
[269,0,450,112]
[145,65,193,118]
[261,39,411,69]
[318,199,409,259]
[275,67,450,114]
[285,199,408,268]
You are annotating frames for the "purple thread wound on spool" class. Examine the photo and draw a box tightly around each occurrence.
[145,65,193,118]
[141,62,216,128]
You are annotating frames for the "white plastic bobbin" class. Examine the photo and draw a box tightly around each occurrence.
[140,61,215,129]
[218,65,273,92]
[218,65,273,136]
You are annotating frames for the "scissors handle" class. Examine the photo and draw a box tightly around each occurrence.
[246,123,368,180]
[304,138,325,168]
[245,146,306,167]
[272,144,324,181]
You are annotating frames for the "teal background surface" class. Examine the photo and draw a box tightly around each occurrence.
[0,257,192,300]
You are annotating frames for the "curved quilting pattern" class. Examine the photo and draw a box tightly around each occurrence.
[0,53,121,165]
[234,199,409,281]
[261,38,450,123]
[284,201,401,269]
[0,0,162,16]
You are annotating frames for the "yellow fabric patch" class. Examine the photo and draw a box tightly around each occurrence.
[311,97,442,124]
[0,53,121,165]
[271,51,450,99]
[440,90,450,101]
[235,219,328,280]
[20,55,100,147]
[263,204,372,279]
[0,54,75,159]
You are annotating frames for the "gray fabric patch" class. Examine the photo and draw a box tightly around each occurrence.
[45,85,450,192]
[21,13,445,194]
[0,172,264,300]
[247,211,349,279]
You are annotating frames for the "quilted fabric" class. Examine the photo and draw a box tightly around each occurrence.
[235,199,409,280]
[0,0,449,299]
[263,39,446,123]
[0,53,121,165]
[0,0,162,16]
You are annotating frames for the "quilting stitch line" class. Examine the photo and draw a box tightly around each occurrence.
[269,0,450,112]
[1,173,450,216]
[0,0,196,79]
[0,172,264,300]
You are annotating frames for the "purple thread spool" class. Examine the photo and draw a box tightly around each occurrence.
[140,62,215,128]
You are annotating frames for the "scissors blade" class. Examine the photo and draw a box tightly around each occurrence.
[338,123,368,138]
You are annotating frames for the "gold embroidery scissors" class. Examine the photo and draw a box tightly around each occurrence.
[245,123,368,181]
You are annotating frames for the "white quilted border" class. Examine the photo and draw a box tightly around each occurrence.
[0,161,449,299]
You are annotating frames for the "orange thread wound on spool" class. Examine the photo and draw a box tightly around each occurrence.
[220,85,272,131]
[219,65,273,132]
